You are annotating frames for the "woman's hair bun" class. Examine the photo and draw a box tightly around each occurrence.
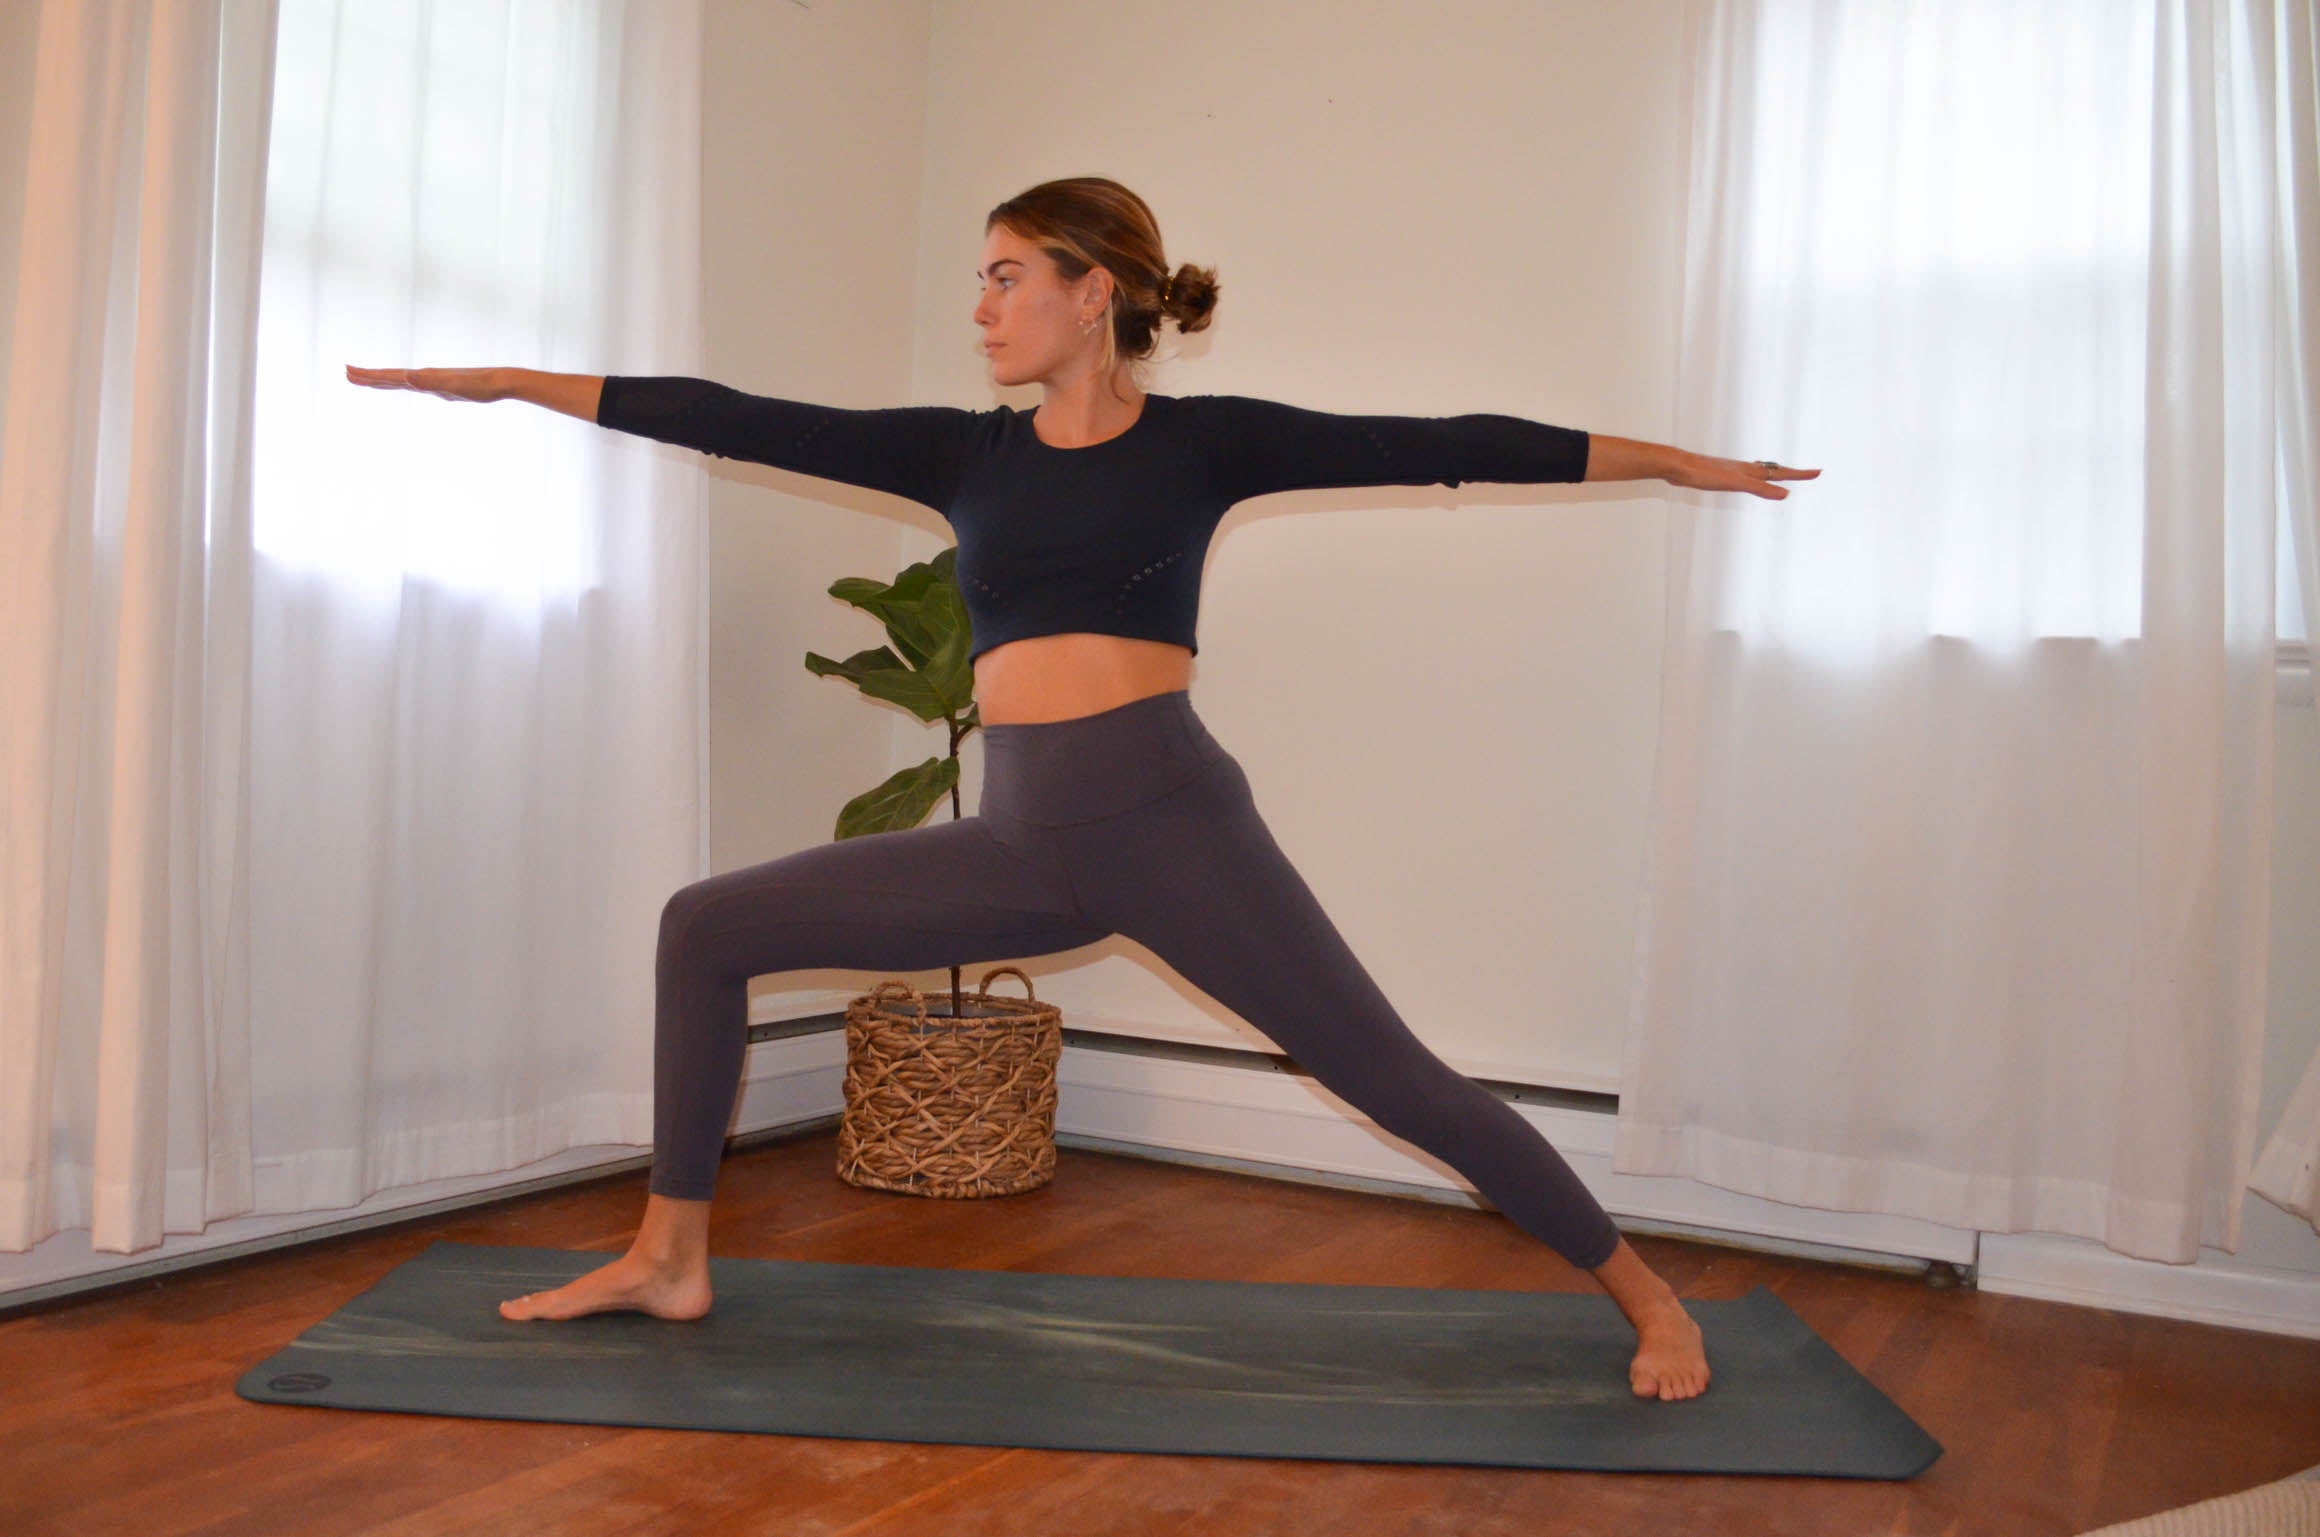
[1156,263,1219,336]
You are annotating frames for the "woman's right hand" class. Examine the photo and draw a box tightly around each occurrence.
[345,364,508,403]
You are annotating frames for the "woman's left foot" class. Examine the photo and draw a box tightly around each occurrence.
[1629,1298,1710,1400]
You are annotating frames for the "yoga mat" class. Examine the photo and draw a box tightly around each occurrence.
[236,1240,1942,1477]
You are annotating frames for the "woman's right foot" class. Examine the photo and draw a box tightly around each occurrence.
[499,1249,713,1322]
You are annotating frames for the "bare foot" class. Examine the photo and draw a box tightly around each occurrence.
[499,1249,713,1322]
[1629,1298,1710,1400]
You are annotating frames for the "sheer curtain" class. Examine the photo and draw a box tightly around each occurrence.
[1,0,278,1254]
[1617,0,2313,1263]
[0,0,706,1256]
[2250,0,2320,1232]
[244,0,705,1216]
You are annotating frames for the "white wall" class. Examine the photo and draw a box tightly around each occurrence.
[695,0,948,1017]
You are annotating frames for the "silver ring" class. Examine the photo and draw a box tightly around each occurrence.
[1754,459,1780,473]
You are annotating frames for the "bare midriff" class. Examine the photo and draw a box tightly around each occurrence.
[971,632,1195,725]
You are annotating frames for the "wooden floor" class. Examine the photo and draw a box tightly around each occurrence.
[6,1129,2318,1537]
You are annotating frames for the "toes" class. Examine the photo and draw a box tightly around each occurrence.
[1633,1367,1713,1400]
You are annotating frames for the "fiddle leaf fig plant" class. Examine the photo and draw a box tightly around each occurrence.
[803,544,982,1015]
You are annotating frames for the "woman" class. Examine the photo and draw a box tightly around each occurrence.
[349,176,1814,1402]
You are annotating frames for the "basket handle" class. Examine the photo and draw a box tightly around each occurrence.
[867,979,927,1022]
[975,965,1038,1005]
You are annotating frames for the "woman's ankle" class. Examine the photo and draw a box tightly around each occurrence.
[633,1191,713,1267]
[1587,1235,1681,1326]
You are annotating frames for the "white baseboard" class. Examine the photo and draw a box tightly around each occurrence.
[0,1140,665,1309]
[10,1025,2317,1343]
[1975,1229,2320,1340]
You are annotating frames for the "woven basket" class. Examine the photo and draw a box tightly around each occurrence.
[835,966,1064,1199]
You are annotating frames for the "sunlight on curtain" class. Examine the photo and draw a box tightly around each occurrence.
[1706,0,2153,657]
[237,0,704,1214]
[0,0,279,1255]
[1621,0,2291,1265]
[253,0,601,600]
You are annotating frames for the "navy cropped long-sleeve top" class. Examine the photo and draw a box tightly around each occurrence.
[595,376,1590,664]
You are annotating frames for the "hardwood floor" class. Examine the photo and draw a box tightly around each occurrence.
[5,1128,2317,1537]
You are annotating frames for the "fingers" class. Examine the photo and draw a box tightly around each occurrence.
[344,364,446,394]
[1728,460,1783,500]
[343,364,484,401]
[1668,452,1820,500]
[1740,460,1820,500]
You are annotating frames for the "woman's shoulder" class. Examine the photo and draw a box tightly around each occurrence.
[1153,390,1278,426]
[1164,391,1299,417]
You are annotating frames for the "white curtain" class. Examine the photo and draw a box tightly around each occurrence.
[2250,0,2320,1230]
[1618,0,2315,1263]
[1,0,707,1256]
[1,0,278,1254]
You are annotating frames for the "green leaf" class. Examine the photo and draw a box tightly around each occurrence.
[827,556,963,674]
[835,755,962,839]
[805,644,959,720]
[809,547,981,826]
[809,548,980,720]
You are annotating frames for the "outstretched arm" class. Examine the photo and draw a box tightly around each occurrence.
[1588,432,1821,500]
[586,375,981,511]
[1198,395,1819,505]
[504,367,603,421]
[345,365,983,513]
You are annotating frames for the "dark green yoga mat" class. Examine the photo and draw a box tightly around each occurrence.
[237,1240,1942,1477]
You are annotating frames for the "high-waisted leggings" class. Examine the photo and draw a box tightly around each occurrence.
[650,687,1623,1272]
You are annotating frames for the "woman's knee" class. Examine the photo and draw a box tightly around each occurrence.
[657,866,791,961]
[658,877,718,951]
[1318,1054,1486,1148]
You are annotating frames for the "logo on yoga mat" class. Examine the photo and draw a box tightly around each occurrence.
[268,1372,331,1394]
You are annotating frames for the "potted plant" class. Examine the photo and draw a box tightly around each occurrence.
[807,547,1069,1199]
[802,545,980,1022]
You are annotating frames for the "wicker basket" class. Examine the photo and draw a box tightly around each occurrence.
[835,966,1064,1199]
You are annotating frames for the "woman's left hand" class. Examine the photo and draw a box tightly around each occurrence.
[1667,452,1822,500]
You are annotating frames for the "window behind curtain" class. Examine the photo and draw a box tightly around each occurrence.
[1712,0,2156,649]
[251,0,607,603]
[1718,0,2305,655]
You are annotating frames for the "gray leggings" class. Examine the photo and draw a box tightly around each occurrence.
[651,688,1622,1272]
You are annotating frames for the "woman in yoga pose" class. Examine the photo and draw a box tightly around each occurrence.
[349,176,1815,1402]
